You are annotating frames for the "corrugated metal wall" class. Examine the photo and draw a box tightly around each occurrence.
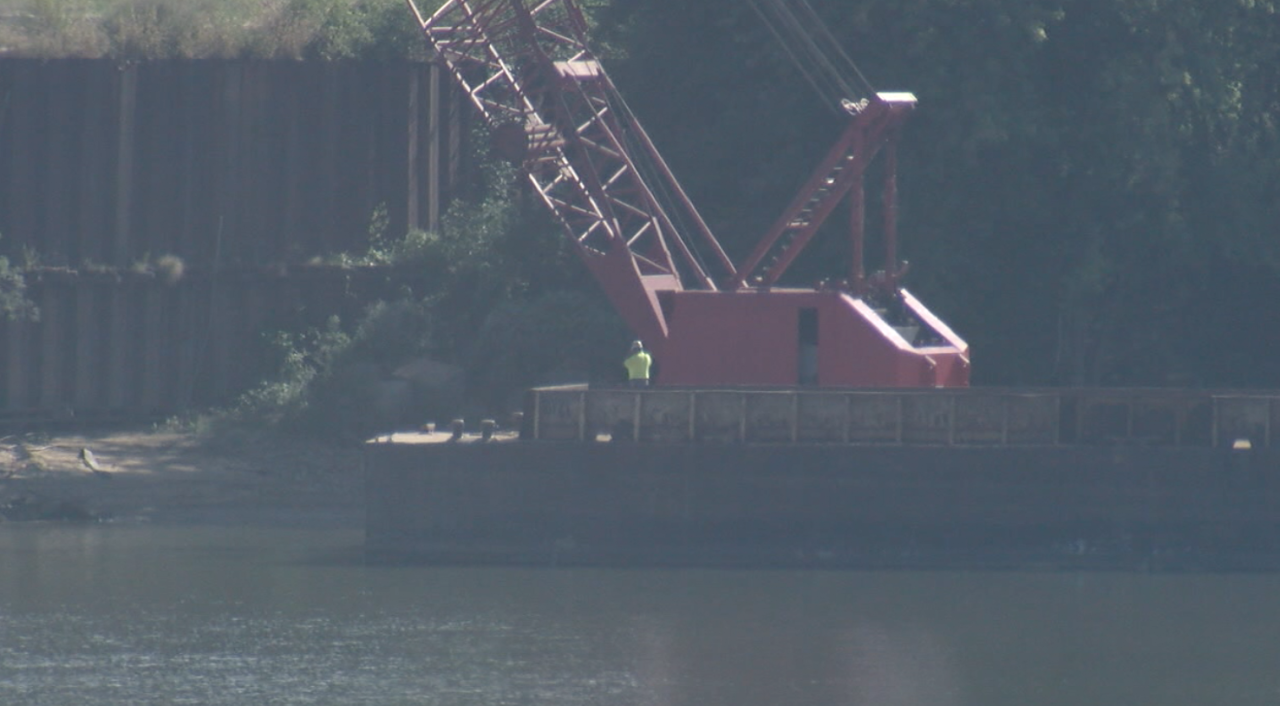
[0,59,465,419]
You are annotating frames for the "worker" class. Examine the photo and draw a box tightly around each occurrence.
[623,340,652,387]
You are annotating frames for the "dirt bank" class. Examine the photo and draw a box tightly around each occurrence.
[0,429,365,528]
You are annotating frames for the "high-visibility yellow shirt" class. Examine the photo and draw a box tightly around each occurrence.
[624,350,652,380]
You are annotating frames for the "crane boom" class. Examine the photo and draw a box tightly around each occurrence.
[406,0,734,353]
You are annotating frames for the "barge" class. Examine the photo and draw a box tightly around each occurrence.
[365,1,1280,571]
[365,385,1280,570]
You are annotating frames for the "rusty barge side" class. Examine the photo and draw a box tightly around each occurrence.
[365,387,1280,570]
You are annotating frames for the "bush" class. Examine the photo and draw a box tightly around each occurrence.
[202,139,609,437]
[218,300,439,440]
[0,234,38,322]
[466,291,630,412]
[2,0,427,59]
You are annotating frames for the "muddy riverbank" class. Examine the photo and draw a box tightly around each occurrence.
[0,429,364,527]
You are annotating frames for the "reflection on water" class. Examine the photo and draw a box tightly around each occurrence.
[2,525,1280,705]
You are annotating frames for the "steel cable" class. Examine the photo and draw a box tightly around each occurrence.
[745,0,874,111]
[605,84,719,286]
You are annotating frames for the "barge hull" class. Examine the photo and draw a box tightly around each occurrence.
[365,441,1280,570]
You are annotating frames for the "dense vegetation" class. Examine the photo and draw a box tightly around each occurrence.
[6,0,1280,432]
[214,159,628,438]
[0,234,37,322]
[0,0,422,59]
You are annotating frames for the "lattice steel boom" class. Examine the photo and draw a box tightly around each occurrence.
[406,0,734,351]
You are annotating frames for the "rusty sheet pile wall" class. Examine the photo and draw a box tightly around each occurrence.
[0,59,463,418]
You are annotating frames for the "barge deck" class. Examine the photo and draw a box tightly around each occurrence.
[365,386,1280,570]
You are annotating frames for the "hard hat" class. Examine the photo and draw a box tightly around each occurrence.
[630,340,643,350]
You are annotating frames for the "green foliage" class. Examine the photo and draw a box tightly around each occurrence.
[213,303,448,440]
[216,147,609,436]
[0,259,38,322]
[236,326,336,420]
[280,300,437,437]
[2,0,429,59]
[466,291,631,411]
[24,0,74,35]
[222,316,353,431]
[102,0,205,59]
[414,155,589,358]
[8,0,107,55]
[0,234,38,322]
[250,0,423,60]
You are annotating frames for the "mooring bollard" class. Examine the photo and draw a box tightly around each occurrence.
[480,419,496,442]
[449,419,465,442]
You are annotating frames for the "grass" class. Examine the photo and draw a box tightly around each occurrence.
[0,0,430,59]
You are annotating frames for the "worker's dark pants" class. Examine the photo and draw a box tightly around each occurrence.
[629,379,649,388]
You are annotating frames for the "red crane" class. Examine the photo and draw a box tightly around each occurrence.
[406,0,969,387]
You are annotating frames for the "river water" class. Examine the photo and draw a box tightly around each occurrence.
[2,524,1279,706]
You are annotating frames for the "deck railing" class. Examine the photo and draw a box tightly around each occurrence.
[522,385,1280,448]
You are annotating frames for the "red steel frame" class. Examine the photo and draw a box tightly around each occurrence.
[731,93,915,294]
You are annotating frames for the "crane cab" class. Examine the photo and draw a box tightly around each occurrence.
[657,288,969,387]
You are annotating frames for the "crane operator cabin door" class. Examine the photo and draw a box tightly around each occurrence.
[798,307,819,385]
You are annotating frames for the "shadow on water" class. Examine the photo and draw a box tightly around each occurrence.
[360,524,1280,575]
[6,524,1280,706]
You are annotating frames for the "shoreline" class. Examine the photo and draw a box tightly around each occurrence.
[0,429,365,529]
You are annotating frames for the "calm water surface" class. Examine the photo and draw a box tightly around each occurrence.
[2,524,1279,705]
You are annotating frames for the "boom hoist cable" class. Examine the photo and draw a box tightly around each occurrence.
[603,83,722,286]
[745,0,875,112]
